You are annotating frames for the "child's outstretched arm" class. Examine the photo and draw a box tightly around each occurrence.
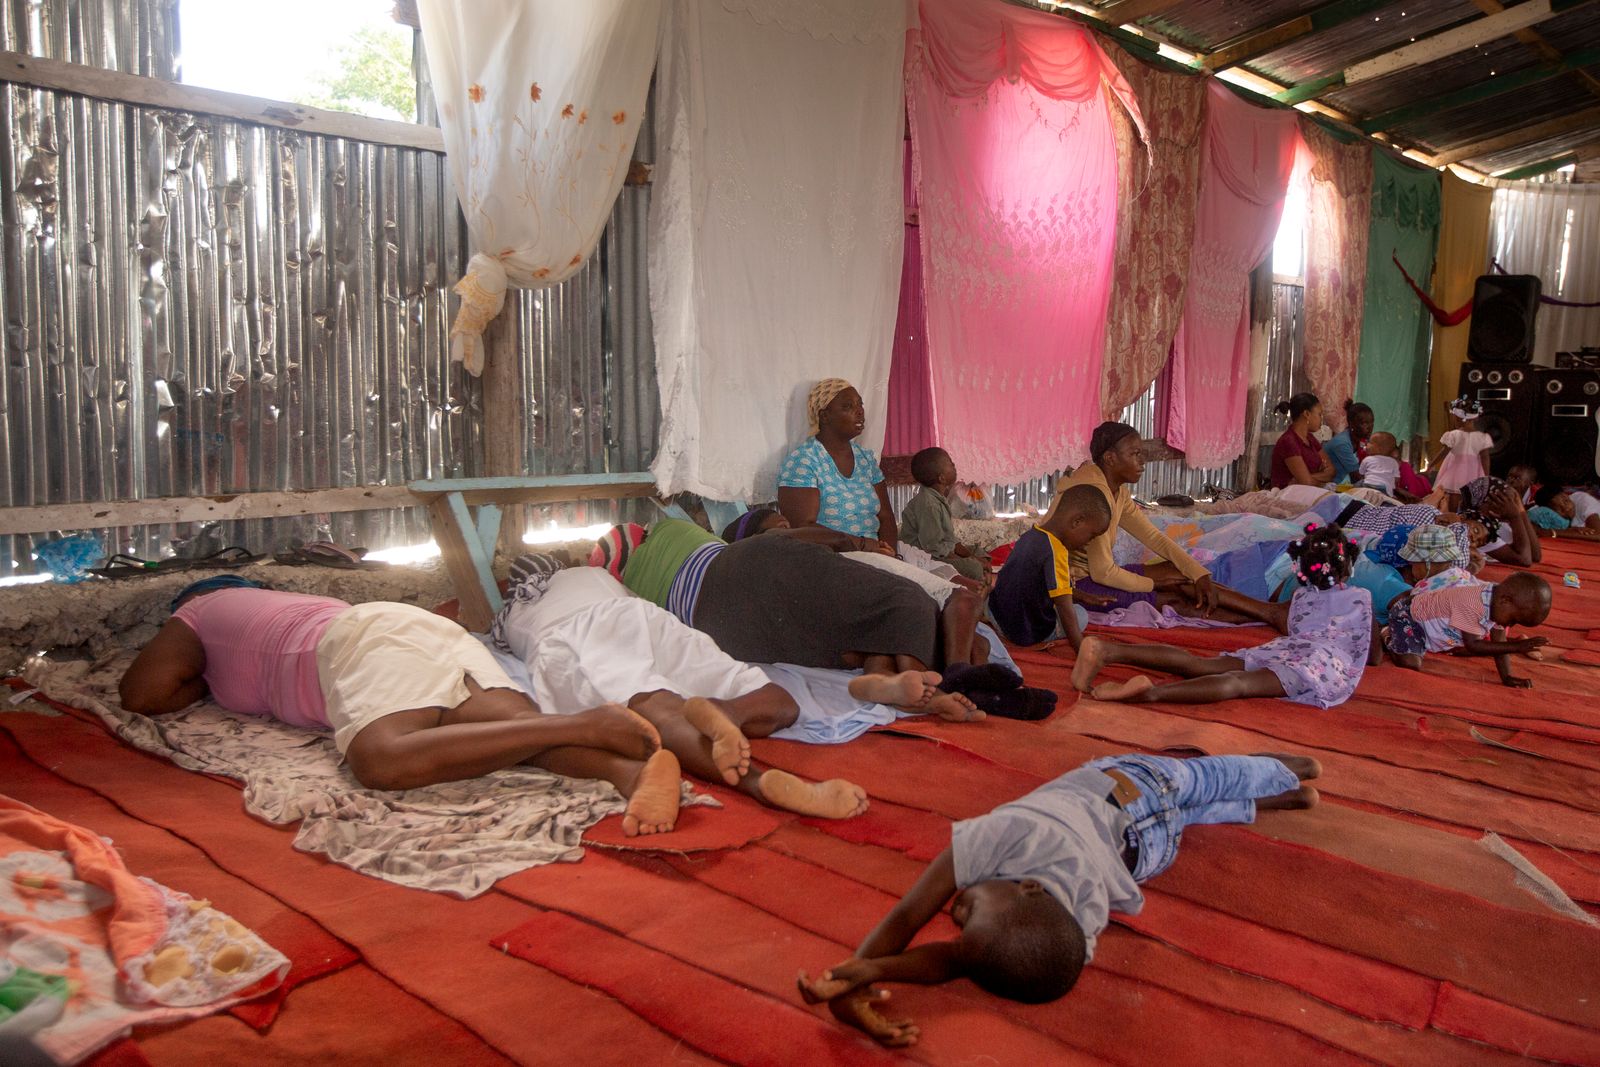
[1457,632,1548,687]
[797,848,965,1045]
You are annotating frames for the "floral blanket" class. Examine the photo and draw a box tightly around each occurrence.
[21,654,714,899]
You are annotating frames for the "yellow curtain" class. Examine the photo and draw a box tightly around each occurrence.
[1428,172,1493,446]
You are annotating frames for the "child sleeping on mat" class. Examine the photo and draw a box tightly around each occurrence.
[796,751,1321,1046]
[1069,524,1379,709]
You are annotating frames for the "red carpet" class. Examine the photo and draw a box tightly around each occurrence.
[6,540,1600,1063]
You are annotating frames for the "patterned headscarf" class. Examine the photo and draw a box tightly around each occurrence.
[588,524,646,578]
[807,378,855,435]
[489,553,566,653]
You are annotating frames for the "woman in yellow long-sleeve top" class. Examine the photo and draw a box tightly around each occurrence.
[1050,422,1286,633]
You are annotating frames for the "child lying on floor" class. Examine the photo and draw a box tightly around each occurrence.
[1384,569,1551,687]
[796,751,1321,1046]
[1071,524,1379,708]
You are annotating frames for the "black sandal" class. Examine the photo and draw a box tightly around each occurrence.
[272,540,389,571]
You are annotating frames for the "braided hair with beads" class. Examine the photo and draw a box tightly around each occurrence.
[1284,522,1360,590]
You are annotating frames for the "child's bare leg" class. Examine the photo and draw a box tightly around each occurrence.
[1388,650,1425,671]
[1096,668,1286,704]
[1144,564,1290,633]
[1072,635,1246,692]
[707,683,799,739]
[1257,785,1319,809]
[1253,752,1322,780]
[937,587,983,667]
[530,745,682,837]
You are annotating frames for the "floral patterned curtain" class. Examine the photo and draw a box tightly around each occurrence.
[417,0,662,374]
[1354,150,1441,442]
[1099,48,1206,420]
[1300,121,1372,433]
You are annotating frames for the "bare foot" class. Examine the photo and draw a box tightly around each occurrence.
[1072,637,1110,693]
[622,750,682,836]
[576,703,661,761]
[681,697,750,786]
[1253,752,1322,780]
[1090,675,1154,702]
[757,770,869,819]
[1258,785,1319,810]
[848,670,940,711]
[926,690,985,722]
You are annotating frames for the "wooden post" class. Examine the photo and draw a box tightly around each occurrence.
[1240,266,1275,492]
[481,302,528,557]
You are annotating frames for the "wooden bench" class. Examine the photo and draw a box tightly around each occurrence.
[408,473,660,631]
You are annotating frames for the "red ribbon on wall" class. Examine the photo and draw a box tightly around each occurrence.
[1393,251,1474,326]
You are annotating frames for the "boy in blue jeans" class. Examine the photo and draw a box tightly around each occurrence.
[797,752,1320,1046]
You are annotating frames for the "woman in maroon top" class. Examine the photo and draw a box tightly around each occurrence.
[1269,392,1336,489]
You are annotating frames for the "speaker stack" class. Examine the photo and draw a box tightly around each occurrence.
[1458,273,1599,484]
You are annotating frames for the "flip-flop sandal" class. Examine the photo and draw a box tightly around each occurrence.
[273,541,389,570]
[191,546,266,569]
[87,553,197,579]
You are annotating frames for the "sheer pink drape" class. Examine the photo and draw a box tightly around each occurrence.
[884,137,935,456]
[1100,49,1206,419]
[909,0,1142,484]
[1301,121,1372,433]
[1164,82,1301,468]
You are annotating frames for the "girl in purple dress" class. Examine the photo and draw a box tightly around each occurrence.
[1071,525,1379,709]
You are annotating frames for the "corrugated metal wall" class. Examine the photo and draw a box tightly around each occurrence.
[2,0,661,573]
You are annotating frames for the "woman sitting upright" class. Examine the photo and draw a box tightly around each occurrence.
[777,378,896,549]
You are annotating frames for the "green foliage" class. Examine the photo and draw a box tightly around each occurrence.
[299,26,416,122]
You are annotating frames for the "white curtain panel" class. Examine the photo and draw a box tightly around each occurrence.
[1488,181,1600,365]
[649,0,907,502]
[418,0,661,374]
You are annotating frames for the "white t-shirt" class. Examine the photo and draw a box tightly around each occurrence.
[1441,429,1493,456]
[1572,491,1600,528]
[1357,455,1399,495]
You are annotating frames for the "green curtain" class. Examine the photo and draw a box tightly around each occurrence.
[1353,151,1441,442]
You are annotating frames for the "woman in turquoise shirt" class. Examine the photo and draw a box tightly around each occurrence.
[1325,401,1374,484]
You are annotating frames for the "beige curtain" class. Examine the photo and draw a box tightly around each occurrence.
[1300,121,1371,433]
[1428,172,1492,446]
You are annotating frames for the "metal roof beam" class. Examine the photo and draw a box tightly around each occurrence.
[1357,44,1600,132]
[1094,0,1189,25]
[1494,152,1579,177]
[1347,0,1580,85]
[1201,0,1391,73]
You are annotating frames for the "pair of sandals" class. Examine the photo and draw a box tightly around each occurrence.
[272,540,389,571]
[89,546,263,579]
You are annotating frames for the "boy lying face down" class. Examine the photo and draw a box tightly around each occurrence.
[797,752,1320,1046]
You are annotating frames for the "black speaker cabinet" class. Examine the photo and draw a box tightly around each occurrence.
[1534,368,1600,486]
[1460,363,1537,477]
[1467,274,1542,364]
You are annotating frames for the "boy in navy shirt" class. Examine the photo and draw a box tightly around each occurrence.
[989,485,1112,652]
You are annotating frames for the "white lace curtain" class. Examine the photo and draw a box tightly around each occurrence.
[417,0,661,374]
[648,0,907,502]
[1489,181,1600,364]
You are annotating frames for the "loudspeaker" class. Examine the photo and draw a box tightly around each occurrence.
[1460,363,1538,477]
[1534,368,1600,486]
[1467,274,1542,364]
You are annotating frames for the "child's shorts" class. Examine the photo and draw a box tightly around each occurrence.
[1384,596,1428,657]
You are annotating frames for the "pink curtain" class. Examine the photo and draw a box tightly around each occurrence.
[910,0,1143,484]
[1164,82,1301,468]
[884,137,935,456]
[1099,48,1206,420]
[1301,120,1372,433]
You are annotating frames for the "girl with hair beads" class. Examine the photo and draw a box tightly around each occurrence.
[1072,525,1379,708]
[1429,397,1493,511]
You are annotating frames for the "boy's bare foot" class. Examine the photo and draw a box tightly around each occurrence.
[1090,675,1154,702]
[576,704,661,760]
[682,697,750,786]
[848,670,940,710]
[926,690,985,722]
[1253,752,1322,780]
[622,750,682,836]
[1258,785,1319,810]
[1072,637,1110,692]
[757,770,869,819]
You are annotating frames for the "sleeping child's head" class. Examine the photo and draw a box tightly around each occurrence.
[1491,572,1552,628]
[1284,523,1358,590]
[1365,432,1399,459]
[912,447,958,492]
[951,879,1086,1003]
[1041,484,1112,550]
[721,508,790,542]
[1535,484,1577,521]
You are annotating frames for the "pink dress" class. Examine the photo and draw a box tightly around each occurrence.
[1436,429,1492,493]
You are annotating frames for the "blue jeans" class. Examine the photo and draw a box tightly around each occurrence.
[1088,754,1299,881]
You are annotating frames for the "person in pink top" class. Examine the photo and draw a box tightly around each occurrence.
[118,578,684,836]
